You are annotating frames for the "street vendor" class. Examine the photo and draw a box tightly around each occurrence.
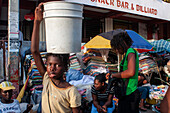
[138,73,150,111]
[31,3,81,113]
[91,73,115,113]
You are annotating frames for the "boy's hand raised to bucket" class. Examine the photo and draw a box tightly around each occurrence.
[35,3,44,22]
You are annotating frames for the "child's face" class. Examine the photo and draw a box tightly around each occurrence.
[0,89,13,102]
[46,56,65,79]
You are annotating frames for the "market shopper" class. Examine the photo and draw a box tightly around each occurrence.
[107,31,140,113]
[138,74,150,111]
[91,73,115,113]
[0,81,33,113]
[31,3,81,113]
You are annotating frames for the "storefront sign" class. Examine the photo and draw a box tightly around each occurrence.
[65,0,170,21]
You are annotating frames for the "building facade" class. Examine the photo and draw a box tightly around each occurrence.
[0,0,170,84]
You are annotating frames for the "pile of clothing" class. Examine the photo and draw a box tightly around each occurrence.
[24,53,47,104]
[82,49,118,76]
[105,63,118,73]
[65,69,94,102]
[69,53,82,71]
[139,58,158,74]
[82,50,107,76]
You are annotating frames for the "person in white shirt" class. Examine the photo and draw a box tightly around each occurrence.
[0,81,32,113]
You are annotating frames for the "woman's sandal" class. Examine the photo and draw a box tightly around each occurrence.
[144,104,150,108]
[139,106,147,111]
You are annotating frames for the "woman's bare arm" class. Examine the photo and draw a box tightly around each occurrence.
[111,53,136,78]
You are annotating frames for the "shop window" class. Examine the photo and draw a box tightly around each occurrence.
[0,20,8,40]
[82,18,103,42]
[22,20,33,41]
[113,19,132,30]
[163,23,167,39]
[0,30,8,40]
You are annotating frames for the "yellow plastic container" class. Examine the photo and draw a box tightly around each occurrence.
[146,98,157,105]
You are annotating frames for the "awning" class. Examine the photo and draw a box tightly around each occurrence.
[65,0,170,21]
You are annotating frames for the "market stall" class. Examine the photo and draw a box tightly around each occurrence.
[18,29,168,112]
[139,55,162,83]
[149,85,169,113]
[82,49,118,77]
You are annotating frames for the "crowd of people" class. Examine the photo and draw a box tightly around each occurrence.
[0,2,169,113]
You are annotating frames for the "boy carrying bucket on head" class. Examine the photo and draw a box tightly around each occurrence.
[31,3,81,113]
[0,81,32,113]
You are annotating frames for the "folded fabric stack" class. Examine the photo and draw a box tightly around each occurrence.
[82,49,101,66]
[69,54,82,71]
[24,52,47,104]
[105,63,118,73]
[82,50,109,76]
[139,58,158,74]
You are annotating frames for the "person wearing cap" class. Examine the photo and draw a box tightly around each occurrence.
[0,81,32,113]
[0,81,21,113]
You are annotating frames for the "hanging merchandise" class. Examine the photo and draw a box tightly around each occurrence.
[21,52,47,104]
[138,55,163,84]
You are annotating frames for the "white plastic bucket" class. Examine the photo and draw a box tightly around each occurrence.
[43,1,83,53]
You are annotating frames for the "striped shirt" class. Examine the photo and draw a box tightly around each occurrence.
[91,84,114,107]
